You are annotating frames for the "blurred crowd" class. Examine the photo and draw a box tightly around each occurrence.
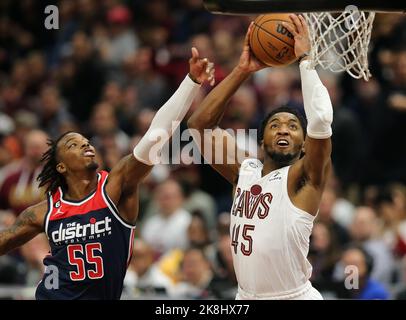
[0,0,405,300]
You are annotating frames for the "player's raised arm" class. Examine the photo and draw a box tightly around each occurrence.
[284,14,332,211]
[105,48,214,223]
[0,201,46,255]
[188,23,267,185]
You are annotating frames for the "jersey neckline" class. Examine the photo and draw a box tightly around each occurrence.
[58,173,101,205]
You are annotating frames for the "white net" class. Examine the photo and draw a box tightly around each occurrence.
[303,8,375,81]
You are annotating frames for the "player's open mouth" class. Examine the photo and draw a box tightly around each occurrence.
[83,150,95,157]
[276,139,289,147]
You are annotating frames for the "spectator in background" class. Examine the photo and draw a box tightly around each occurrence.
[1,62,28,115]
[374,186,406,258]
[320,72,364,193]
[141,179,192,256]
[173,0,213,43]
[89,102,130,156]
[169,247,215,299]
[123,47,170,110]
[317,188,351,247]
[101,81,136,136]
[36,84,74,139]
[255,67,296,114]
[58,31,105,123]
[19,231,49,286]
[0,129,50,286]
[336,245,390,300]
[309,221,342,293]
[0,114,17,166]
[25,52,47,97]
[362,46,406,185]
[0,130,48,214]
[187,211,216,262]
[212,30,240,72]
[349,206,395,287]
[211,212,238,299]
[222,85,260,157]
[171,165,217,231]
[104,5,139,68]
[123,239,173,298]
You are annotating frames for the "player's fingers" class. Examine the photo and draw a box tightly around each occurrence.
[199,57,208,70]
[208,71,214,80]
[244,22,254,47]
[209,68,215,80]
[289,14,303,34]
[282,21,297,37]
[298,15,309,35]
[209,74,215,86]
[191,47,199,61]
[205,61,213,74]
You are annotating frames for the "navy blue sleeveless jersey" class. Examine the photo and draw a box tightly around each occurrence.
[35,170,135,300]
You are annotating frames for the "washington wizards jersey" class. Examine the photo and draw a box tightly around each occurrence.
[35,170,135,300]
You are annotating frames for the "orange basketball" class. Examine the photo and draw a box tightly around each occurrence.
[249,14,297,67]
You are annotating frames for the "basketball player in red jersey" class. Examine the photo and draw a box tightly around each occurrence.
[188,15,332,299]
[0,48,215,299]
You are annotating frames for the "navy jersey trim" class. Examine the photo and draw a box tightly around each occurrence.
[58,173,101,206]
[101,176,136,229]
[44,192,54,237]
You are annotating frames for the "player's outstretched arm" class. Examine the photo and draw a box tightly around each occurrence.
[106,48,214,223]
[285,14,332,215]
[188,23,267,185]
[0,201,46,255]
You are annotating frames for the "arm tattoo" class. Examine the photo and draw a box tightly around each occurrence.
[0,209,39,255]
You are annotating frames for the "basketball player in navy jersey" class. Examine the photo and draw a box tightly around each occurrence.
[0,48,215,300]
[188,15,332,299]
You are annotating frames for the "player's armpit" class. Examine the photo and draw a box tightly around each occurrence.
[0,202,45,255]
[288,155,331,216]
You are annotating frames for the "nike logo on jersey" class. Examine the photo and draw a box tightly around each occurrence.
[55,207,65,215]
[269,171,282,182]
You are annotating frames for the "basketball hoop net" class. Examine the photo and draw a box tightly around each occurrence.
[303,8,375,80]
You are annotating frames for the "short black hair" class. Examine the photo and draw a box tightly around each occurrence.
[258,106,307,143]
[37,131,74,194]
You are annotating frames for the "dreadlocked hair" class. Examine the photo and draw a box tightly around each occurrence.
[37,131,73,194]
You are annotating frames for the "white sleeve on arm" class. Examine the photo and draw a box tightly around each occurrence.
[299,60,333,139]
[133,75,201,165]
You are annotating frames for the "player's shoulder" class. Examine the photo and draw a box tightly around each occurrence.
[20,200,48,228]
[27,199,48,215]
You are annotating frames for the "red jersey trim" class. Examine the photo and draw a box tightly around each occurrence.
[57,173,101,206]
[49,172,106,221]
[47,171,136,230]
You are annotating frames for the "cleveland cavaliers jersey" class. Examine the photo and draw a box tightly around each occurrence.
[230,159,315,296]
[35,170,135,300]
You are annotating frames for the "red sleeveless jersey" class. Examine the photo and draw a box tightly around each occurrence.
[36,170,135,300]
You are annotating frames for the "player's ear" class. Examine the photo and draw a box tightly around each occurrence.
[260,140,264,151]
[56,162,66,174]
